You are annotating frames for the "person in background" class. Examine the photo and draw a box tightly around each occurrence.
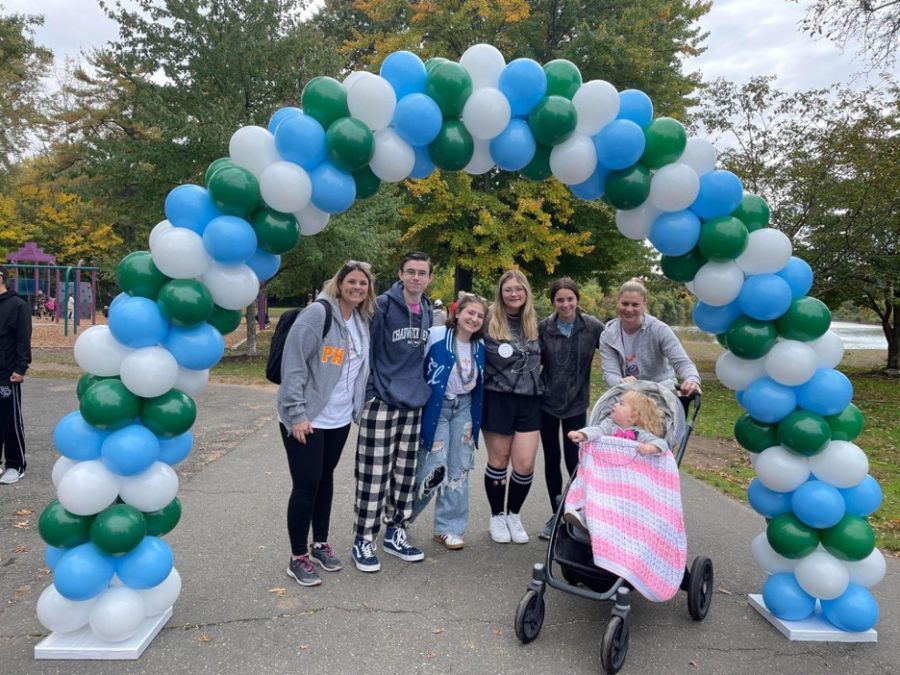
[0,267,32,485]
[431,299,447,327]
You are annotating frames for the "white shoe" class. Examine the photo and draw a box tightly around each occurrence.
[489,514,511,543]
[0,468,22,485]
[506,513,529,544]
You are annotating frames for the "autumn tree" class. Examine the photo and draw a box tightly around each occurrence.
[793,0,900,68]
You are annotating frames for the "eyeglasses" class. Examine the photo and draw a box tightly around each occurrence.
[402,269,431,278]
[345,260,372,272]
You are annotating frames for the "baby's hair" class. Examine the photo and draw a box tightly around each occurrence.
[621,390,663,437]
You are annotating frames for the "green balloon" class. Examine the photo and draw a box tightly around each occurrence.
[661,247,707,282]
[425,57,450,73]
[429,119,474,171]
[825,403,864,441]
[251,207,300,255]
[766,514,819,559]
[777,410,831,456]
[301,76,349,130]
[820,515,876,561]
[80,379,142,431]
[326,117,375,171]
[39,500,93,549]
[116,251,170,300]
[207,305,243,336]
[520,144,553,181]
[353,166,381,199]
[89,503,147,555]
[157,279,214,327]
[77,373,118,401]
[734,414,779,453]
[698,216,749,261]
[424,61,472,118]
[775,297,832,341]
[528,95,577,146]
[207,164,261,217]
[141,389,197,438]
[605,164,652,210]
[716,332,729,349]
[732,193,770,232]
[204,157,234,186]
[143,497,182,537]
[726,316,778,359]
[640,117,687,170]
[543,59,582,99]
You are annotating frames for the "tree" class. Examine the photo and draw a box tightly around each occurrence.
[793,0,900,69]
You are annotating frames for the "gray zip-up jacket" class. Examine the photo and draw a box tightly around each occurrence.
[539,312,604,418]
[579,417,669,454]
[277,295,370,427]
[599,314,700,391]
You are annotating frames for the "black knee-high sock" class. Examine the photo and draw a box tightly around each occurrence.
[507,471,534,515]
[484,464,508,516]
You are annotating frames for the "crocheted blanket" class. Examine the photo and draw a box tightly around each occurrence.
[565,435,686,602]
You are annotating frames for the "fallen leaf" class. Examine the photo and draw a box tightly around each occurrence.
[299,644,310,651]
[13,520,30,529]
[16,508,33,516]
[15,546,29,553]
[425,651,438,659]
[689,661,698,667]
[431,628,443,634]
[717,587,733,595]
[268,587,287,597]
[491,628,503,637]
[198,633,211,643]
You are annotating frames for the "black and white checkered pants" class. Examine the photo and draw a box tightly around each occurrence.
[354,398,421,539]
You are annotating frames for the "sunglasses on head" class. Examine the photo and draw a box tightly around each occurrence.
[344,260,372,272]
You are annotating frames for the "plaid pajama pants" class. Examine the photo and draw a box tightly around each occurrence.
[354,398,421,539]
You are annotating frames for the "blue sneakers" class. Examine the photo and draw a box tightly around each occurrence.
[383,526,424,562]
[352,536,381,572]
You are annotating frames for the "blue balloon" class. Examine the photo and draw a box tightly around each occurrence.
[692,299,743,334]
[735,390,744,406]
[741,377,797,423]
[762,573,816,621]
[393,93,443,147]
[54,543,115,601]
[570,166,609,200]
[796,368,853,416]
[650,210,701,256]
[690,170,744,220]
[164,184,222,235]
[100,423,161,476]
[245,248,281,283]
[839,475,882,517]
[738,274,793,321]
[45,544,66,572]
[274,112,326,170]
[821,584,879,632]
[498,58,547,117]
[108,296,169,348]
[747,479,793,518]
[489,119,537,171]
[616,89,653,127]
[115,536,174,590]
[109,292,129,311]
[163,323,225,371]
[775,257,814,299]
[310,161,356,214]
[202,215,258,264]
[409,145,436,179]
[791,480,845,529]
[53,411,107,461]
[380,51,427,99]
[268,106,302,134]
[594,119,646,170]
[158,431,193,465]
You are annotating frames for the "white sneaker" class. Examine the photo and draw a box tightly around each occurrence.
[0,468,22,485]
[489,514,511,543]
[506,513,529,544]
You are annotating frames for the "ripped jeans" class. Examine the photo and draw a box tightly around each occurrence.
[411,393,475,537]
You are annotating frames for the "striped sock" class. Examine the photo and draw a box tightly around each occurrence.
[484,464,508,516]
[507,470,534,514]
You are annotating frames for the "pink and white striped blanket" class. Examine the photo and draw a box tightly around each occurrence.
[565,435,687,602]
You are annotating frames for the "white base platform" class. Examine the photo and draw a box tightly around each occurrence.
[748,594,877,643]
[34,607,173,660]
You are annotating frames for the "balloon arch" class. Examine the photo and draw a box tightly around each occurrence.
[36,45,881,647]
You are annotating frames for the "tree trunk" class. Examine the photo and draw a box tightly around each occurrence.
[245,301,258,357]
[884,293,899,372]
[454,265,473,296]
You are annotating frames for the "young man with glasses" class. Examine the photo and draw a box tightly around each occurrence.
[352,251,434,571]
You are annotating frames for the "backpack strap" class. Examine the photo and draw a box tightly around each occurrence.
[316,298,332,339]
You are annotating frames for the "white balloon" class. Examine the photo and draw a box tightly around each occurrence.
[229,125,279,178]
[572,80,620,135]
[764,339,818,387]
[37,584,96,633]
[347,74,396,130]
[259,161,312,214]
[735,228,793,274]
[679,137,717,175]
[52,456,77,488]
[88,587,147,643]
[74,326,132,377]
[749,451,759,468]
[342,70,374,92]
[715,351,767,391]
[750,532,797,574]
[692,261,744,306]
[549,134,597,185]
[295,203,330,236]
[809,330,844,369]
[175,367,210,396]
[201,262,260,311]
[615,202,660,240]
[119,462,179,512]
[648,163,700,212]
[461,88,511,140]
[148,220,173,249]
[809,441,869,488]
[459,43,506,89]
[755,445,810,492]
[369,128,415,182]
[139,568,182,616]
[150,227,209,279]
[120,346,180,398]
[57,460,120,516]
[844,549,887,588]
[464,139,495,175]
[684,280,697,296]
[795,550,850,600]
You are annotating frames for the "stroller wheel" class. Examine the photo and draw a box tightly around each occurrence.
[600,615,629,674]
[687,556,714,621]
[514,589,545,644]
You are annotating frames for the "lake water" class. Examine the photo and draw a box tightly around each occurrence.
[674,321,887,350]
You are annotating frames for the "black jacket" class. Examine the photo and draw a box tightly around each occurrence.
[539,312,604,418]
[0,289,32,384]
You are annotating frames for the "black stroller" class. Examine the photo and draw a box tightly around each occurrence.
[514,382,713,674]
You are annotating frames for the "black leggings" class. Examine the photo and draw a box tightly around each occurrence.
[281,423,350,556]
[539,411,585,512]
